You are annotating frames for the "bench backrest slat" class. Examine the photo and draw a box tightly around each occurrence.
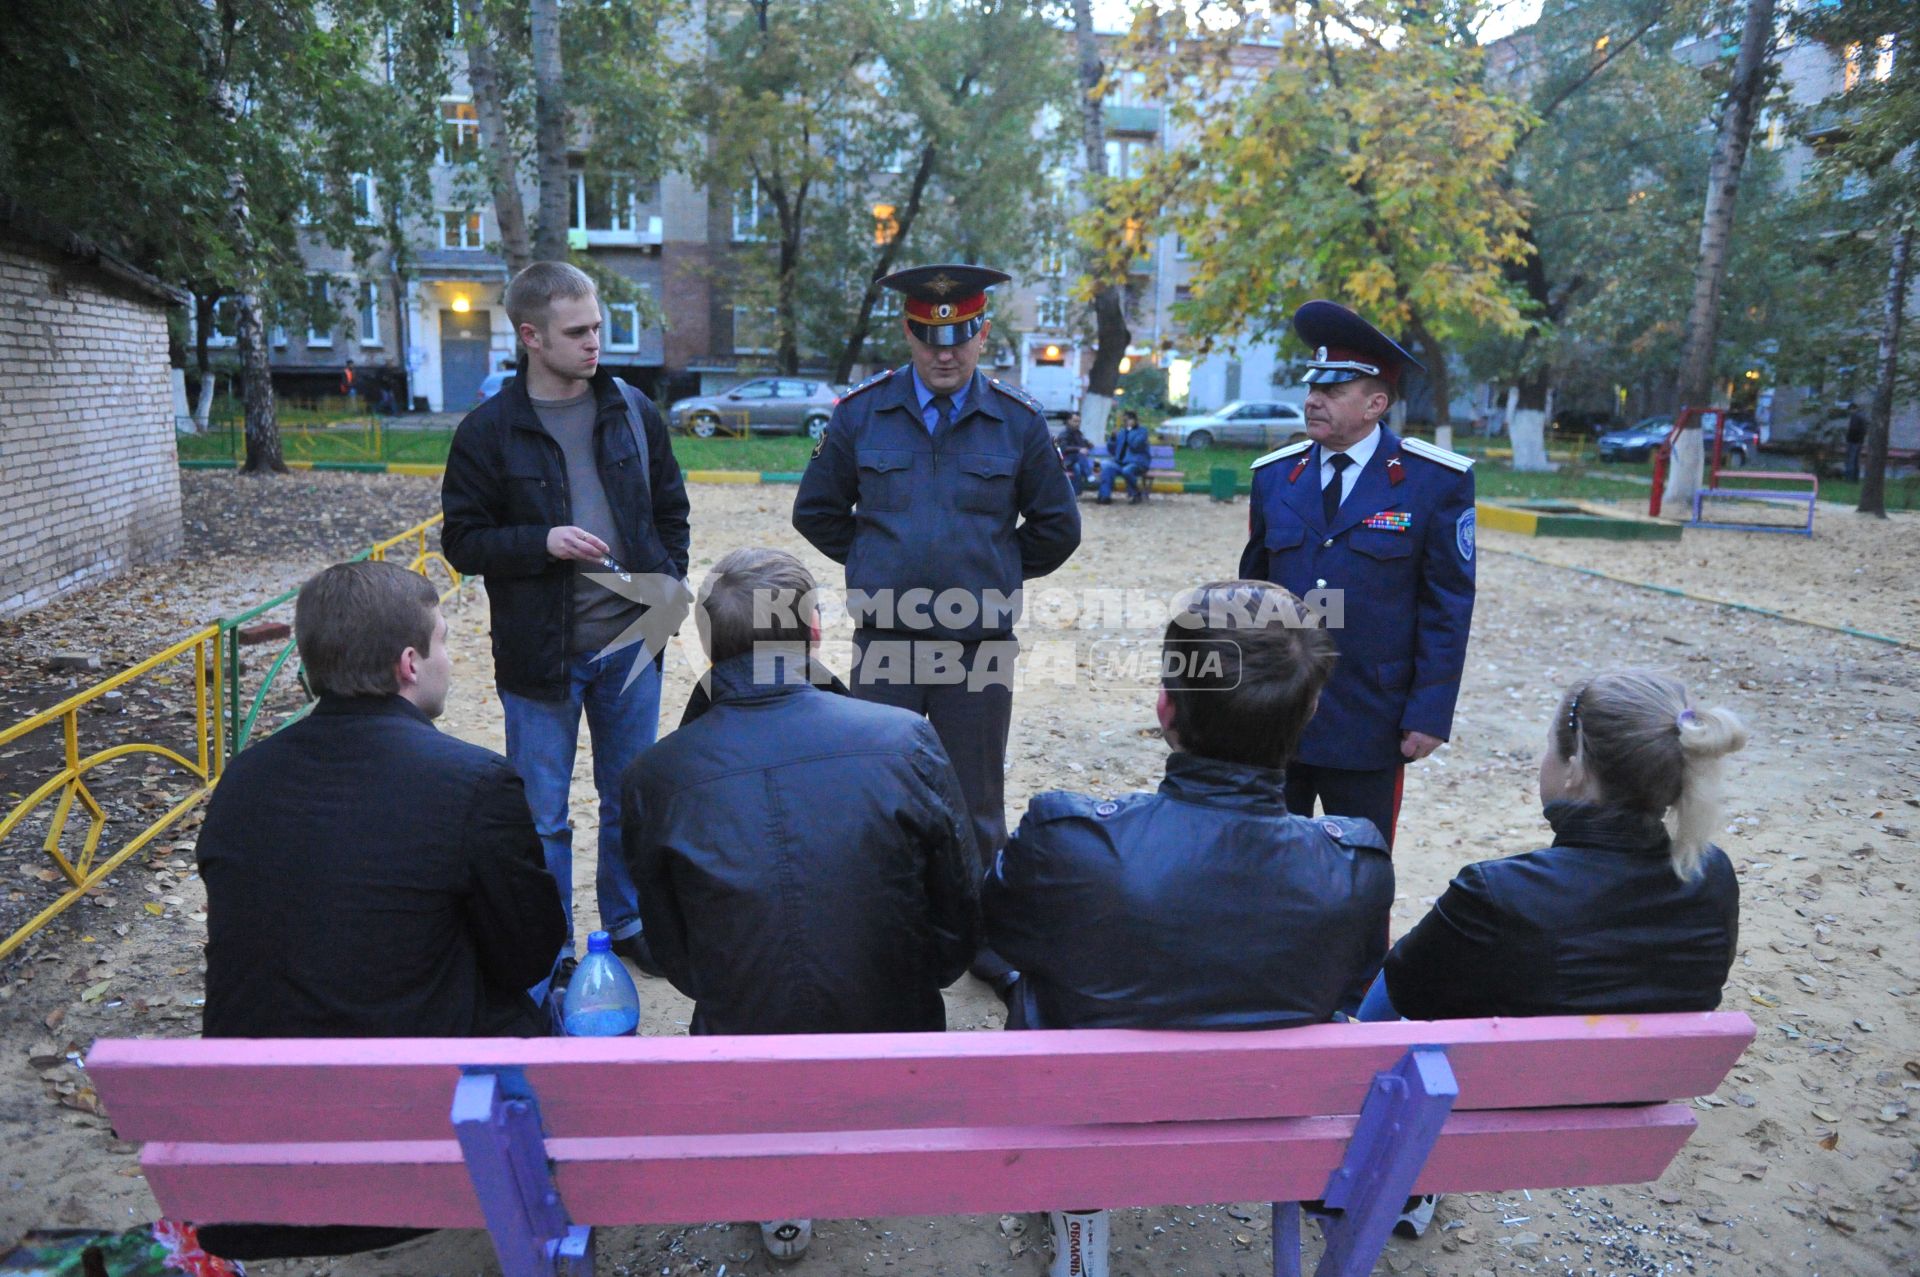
[134,1104,1699,1229]
[89,1014,1751,1144]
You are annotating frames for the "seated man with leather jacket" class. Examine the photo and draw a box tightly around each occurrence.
[983,579,1394,1031]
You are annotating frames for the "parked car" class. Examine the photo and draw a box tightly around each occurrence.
[1596,415,1757,465]
[669,377,841,439]
[476,370,513,405]
[1157,400,1307,449]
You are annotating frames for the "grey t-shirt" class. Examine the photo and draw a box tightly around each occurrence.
[530,390,643,656]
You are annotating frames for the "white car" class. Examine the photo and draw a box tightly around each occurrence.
[1157,400,1307,449]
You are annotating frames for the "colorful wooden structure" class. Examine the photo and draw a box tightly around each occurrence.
[90,1012,1753,1277]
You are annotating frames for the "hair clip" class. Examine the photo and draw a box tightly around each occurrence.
[1676,707,1697,730]
[1567,691,1582,738]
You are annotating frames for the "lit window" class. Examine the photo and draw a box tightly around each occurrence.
[440,100,479,160]
[358,280,382,347]
[441,210,483,250]
[872,202,899,245]
[605,302,640,353]
[306,276,333,348]
[1844,41,1862,92]
[1873,33,1895,82]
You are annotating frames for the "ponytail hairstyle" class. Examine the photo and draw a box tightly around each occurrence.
[1550,670,1747,880]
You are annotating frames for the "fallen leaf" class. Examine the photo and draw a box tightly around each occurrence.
[43,1007,65,1031]
[1818,1131,1840,1150]
[1812,1108,1841,1122]
[58,1087,105,1116]
[80,979,112,1003]
[144,902,165,916]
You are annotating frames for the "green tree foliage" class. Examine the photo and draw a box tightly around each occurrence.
[687,0,1072,376]
[0,0,451,469]
[1088,0,1536,423]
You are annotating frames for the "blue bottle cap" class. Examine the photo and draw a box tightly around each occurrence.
[584,930,612,954]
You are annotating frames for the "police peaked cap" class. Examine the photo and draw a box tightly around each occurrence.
[1294,300,1425,388]
[879,264,1011,347]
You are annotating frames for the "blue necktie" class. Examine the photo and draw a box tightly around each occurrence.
[1322,453,1352,526]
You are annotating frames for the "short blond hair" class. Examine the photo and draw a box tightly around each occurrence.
[505,261,597,334]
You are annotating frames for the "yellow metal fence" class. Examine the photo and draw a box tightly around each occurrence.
[0,514,459,960]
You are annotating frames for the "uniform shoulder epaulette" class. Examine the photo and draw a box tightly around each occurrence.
[1401,436,1474,471]
[1250,438,1313,470]
[988,376,1043,414]
[840,367,897,402]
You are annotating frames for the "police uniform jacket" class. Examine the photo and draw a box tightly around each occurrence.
[620,652,980,1035]
[1237,427,1475,771]
[982,752,1394,1030]
[791,367,1081,640]
[1383,801,1738,1020]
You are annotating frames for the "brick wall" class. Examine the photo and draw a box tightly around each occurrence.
[0,243,184,617]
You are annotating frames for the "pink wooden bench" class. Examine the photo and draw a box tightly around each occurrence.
[87,1013,1752,1277]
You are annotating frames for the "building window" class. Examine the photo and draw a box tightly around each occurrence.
[441,210,484,250]
[605,301,640,352]
[202,297,239,348]
[358,280,382,347]
[1036,295,1070,329]
[1103,137,1151,180]
[573,171,640,233]
[872,289,902,320]
[440,99,479,160]
[732,305,776,355]
[1873,33,1896,82]
[733,180,771,242]
[351,173,377,224]
[306,275,334,348]
[872,202,899,246]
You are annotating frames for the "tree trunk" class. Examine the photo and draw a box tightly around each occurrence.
[463,0,532,276]
[833,140,943,383]
[529,0,571,264]
[775,220,801,375]
[192,291,216,432]
[1859,216,1912,519]
[1404,310,1450,428]
[1072,0,1128,446]
[1668,0,1774,510]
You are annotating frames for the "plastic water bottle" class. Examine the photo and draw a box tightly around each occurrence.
[563,931,640,1036]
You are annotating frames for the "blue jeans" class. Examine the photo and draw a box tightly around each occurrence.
[1097,458,1146,501]
[1064,455,1094,495]
[499,644,662,961]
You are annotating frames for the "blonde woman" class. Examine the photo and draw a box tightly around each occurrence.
[1361,670,1745,1237]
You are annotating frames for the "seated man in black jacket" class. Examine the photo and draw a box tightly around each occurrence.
[195,560,566,1263]
[982,580,1394,1274]
[621,548,981,1260]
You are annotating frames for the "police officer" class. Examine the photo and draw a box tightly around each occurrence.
[1238,300,1475,846]
[793,264,1081,985]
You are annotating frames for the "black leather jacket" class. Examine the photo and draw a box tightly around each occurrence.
[621,653,980,1035]
[1383,800,1739,1019]
[441,367,690,698]
[983,753,1395,1030]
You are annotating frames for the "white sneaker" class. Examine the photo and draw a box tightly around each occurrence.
[760,1218,812,1261]
[1393,1194,1437,1239]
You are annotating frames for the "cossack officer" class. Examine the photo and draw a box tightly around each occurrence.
[1237,300,1476,846]
[792,263,1081,988]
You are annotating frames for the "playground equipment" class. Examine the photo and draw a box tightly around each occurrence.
[1650,405,1817,535]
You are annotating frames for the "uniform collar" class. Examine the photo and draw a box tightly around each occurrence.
[1157,751,1290,811]
[1319,423,1382,473]
[910,366,972,419]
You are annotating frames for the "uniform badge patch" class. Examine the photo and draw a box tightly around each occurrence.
[1094,800,1119,817]
[1363,511,1411,532]
[1320,820,1342,839]
[1456,508,1476,561]
[811,426,828,459]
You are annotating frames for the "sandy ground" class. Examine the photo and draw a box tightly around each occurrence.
[2,478,1916,1277]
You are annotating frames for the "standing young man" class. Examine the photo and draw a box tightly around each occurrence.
[792,263,1079,991]
[442,261,691,979]
[1238,300,1475,846]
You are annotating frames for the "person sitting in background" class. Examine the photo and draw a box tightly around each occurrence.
[1362,668,1744,1238]
[1095,410,1150,504]
[195,561,565,1262]
[1057,410,1095,495]
[622,547,980,1261]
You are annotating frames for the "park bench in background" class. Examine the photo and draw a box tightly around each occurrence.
[89,1012,1753,1277]
[1147,442,1185,493]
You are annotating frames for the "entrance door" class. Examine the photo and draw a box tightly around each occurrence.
[441,308,492,410]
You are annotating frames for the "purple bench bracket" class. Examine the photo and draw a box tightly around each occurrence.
[1273,1046,1459,1277]
[451,1068,594,1277]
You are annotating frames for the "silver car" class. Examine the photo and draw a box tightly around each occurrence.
[669,377,841,439]
[1157,400,1307,449]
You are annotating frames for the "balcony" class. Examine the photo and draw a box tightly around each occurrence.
[1103,104,1161,136]
[567,215,664,250]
